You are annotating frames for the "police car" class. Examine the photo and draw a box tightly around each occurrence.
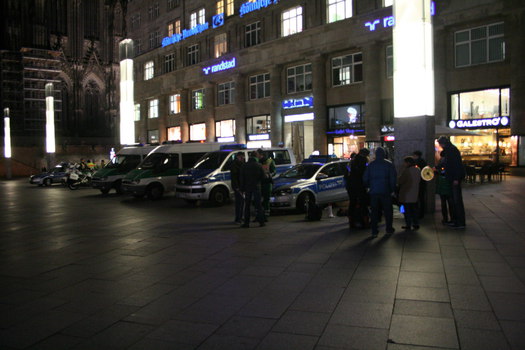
[270,158,350,212]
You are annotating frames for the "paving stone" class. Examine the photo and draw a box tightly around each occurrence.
[330,300,393,329]
[396,286,450,302]
[216,316,276,339]
[478,275,525,293]
[500,320,525,350]
[389,314,459,349]
[448,285,492,311]
[256,332,317,350]
[318,324,389,350]
[290,286,344,313]
[394,300,453,319]
[146,319,218,346]
[457,328,511,350]
[453,309,501,330]
[272,310,330,336]
[486,292,525,322]
[444,265,481,286]
[398,271,447,288]
[71,321,155,350]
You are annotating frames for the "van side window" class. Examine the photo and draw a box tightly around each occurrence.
[272,150,291,165]
[221,153,236,171]
[182,152,206,168]
[168,154,180,169]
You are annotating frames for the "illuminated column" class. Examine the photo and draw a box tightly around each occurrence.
[393,0,435,211]
[312,55,327,154]
[234,74,247,144]
[180,89,190,142]
[45,83,56,170]
[205,82,216,143]
[3,108,11,179]
[119,39,135,145]
[270,65,283,147]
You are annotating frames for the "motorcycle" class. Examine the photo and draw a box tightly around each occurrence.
[66,164,93,190]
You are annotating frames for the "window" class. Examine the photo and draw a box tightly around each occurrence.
[131,14,141,30]
[250,73,270,100]
[327,0,352,23]
[149,99,159,118]
[167,126,181,141]
[134,104,141,121]
[144,60,154,80]
[135,39,142,56]
[455,23,505,67]
[226,0,234,16]
[287,63,312,94]
[190,12,197,28]
[214,33,228,58]
[215,119,235,138]
[187,44,199,66]
[169,94,181,114]
[386,45,393,78]
[332,53,363,86]
[450,87,510,120]
[328,104,365,129]
[282,6,303,37]
[190,123,206,141]
[167,0,179,10]
[216,0,224,15]
[164,53,175,73]
[154,3,159,17]
[245,22,261,48]
[191,8,205,28]
[383,0,393,6]
[148,129,160,143]
[218,81,235,105]
[167,19,181,36]
[198,8,205,24]
[246,115,271,134]
[192,89,205,110]
[149,31,160,48]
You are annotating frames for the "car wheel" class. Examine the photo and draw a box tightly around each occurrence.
[209,187,228,206]
[43,178,52,187]
[100,188,110,195]
[114,180,124,194]
[297,192,314,213]
[146,184,164,200]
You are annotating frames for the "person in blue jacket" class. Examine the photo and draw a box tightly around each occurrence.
[363,147,397,238]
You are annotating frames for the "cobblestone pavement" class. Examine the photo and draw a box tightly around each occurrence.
[1,177,525,349]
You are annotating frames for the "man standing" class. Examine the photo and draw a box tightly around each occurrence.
[437,136,466,229]
[240,151,266,228]
[412,150,427,218]
[256,149,276,218]
[346,148,370,229]
[230,152,245,224]
[363,147,397,238]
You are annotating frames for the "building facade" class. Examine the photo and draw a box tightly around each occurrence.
[128,0,525,166]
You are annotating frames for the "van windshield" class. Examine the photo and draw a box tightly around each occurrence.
[107,155,141,171]
[139,153,169,169]
[280,164,321,179]
[193,151,229,170]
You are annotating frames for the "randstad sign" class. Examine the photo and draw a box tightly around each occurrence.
[202,58,236,75]
[162,23,210,47]
[240,0,279,17]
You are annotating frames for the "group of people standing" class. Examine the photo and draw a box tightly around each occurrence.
[231,149,276,228]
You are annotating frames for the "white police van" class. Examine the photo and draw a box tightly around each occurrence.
[270,157,350,213]
[175,145,296,205]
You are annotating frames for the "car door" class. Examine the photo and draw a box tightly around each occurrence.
[315,163,344,204]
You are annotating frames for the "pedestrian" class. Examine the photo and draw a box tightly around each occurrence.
[435,151,455,225]
[412,150,427,218]
[256,149,276,218]
[240,151,266,228]
[437,136,466,228]
[100,159,106,169]
[398,156,421,230]
[230,151,245,224]
[79,158,88,171]
[346,148,370,229]
[363,147,397,238]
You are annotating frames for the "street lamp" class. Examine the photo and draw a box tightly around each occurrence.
[119,39,135,145]
[4,108,11,179]
[45,83,56,154]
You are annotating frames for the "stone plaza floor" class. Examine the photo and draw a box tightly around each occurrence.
[1,176,525,349]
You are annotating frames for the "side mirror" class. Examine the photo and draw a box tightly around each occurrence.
[316,173,329,181]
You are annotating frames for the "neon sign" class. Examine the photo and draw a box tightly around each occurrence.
[213,14,224,28]
[326,128,364,135]
[202,57,236,75]
[284,113,314,122]
[248,134,270,141]
[282,96,313,109]
[449,117,509,129]
[240,0,279,17]
[365,1,435,31]
[162,23,210,47]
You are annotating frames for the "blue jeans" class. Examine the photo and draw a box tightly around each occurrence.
[243,189,265,225]
[370,194,394,235]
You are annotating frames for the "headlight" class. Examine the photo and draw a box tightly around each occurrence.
[275,188,292,196]
[192,178,209,185]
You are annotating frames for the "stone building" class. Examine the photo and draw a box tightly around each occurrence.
[128,0,524,166]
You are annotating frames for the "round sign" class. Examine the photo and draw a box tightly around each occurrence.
[421,166,435,181]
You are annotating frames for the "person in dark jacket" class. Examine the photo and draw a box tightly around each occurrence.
[435,151,454,225]
[363,147,397,237]
[240,152,266,227]
[256,149,276,218]
[412,150,427,218]
[346,148,370,229]
[230,152,245,224]
[437,136,466,228]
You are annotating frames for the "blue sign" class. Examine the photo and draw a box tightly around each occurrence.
[282,96,313,109]
[202,58,236,75]
[213,14,224,28]
[449,117,510,129]
[365,2,435,31]
[162,23,210,47]
[326,128,364,135]
[240,0,279,17]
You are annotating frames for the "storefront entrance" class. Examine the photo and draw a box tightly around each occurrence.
[284,120,314,162]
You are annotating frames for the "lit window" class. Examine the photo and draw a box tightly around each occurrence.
[175,19,181,34]
[226,0,234,16]
[149,99,159,118]
[190,123,206,141]
[167,126,181,141]
[455,22,505,68]
[148,129,159,143]
[134,104,141,121]
[327,0,352,23]
[287,63,312,94]
[190,12,197,28]
[332,53,362,86]
[250,73,271,100]
[216,0,224,15]
[245,22,261,48]
[144,60,154,80]
[246,115,271,135]
[386,45,393,78]
[282,6,303,37]
[169,94,181,114]
[215,119,235,138]
[192,89,205,110]
[198,8,205,25]
[214,33,228,58]
[218,81,235,105]
[164,53,175,73]
[383,0,393,6]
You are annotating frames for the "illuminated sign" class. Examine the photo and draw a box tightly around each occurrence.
[202,57,236,75]
[282,96,313,109]
[449,117,510,129]
[284,113,314,122]
[384,135,395,141]
[248,133,270,141]
[217,136,235,143]
[326,128,365,135]
[365,1,435,31]
[213,14,224,28]
[240,0,279,17]
[162,23,210,47]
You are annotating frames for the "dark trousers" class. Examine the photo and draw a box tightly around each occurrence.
[418,182,426,218]
[439,194,454,223]
[370,194,394,234]
[348,191,369,228]
[261,182,272,213]
[451,182,466,226]
[244,189,265,225]
[234,190,244,222]
[402,202,419,227]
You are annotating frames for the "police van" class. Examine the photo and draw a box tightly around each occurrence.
[121,142,228,200]
[270,157,350,213]
[92,145,157,194]
[175,146,296,205]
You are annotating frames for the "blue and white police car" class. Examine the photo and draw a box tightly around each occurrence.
[270,158,350,212]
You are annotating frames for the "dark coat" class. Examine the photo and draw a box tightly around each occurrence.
[230,158,244,191]
[441,143,465,182]
[240,157,265,192]
[363,147,397,195]
[346,153,368,194]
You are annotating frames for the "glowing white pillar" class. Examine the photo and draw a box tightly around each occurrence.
[393,0,434,118]
[4,108,11,158]
[45,83,56,153]
[119,39,135,145]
